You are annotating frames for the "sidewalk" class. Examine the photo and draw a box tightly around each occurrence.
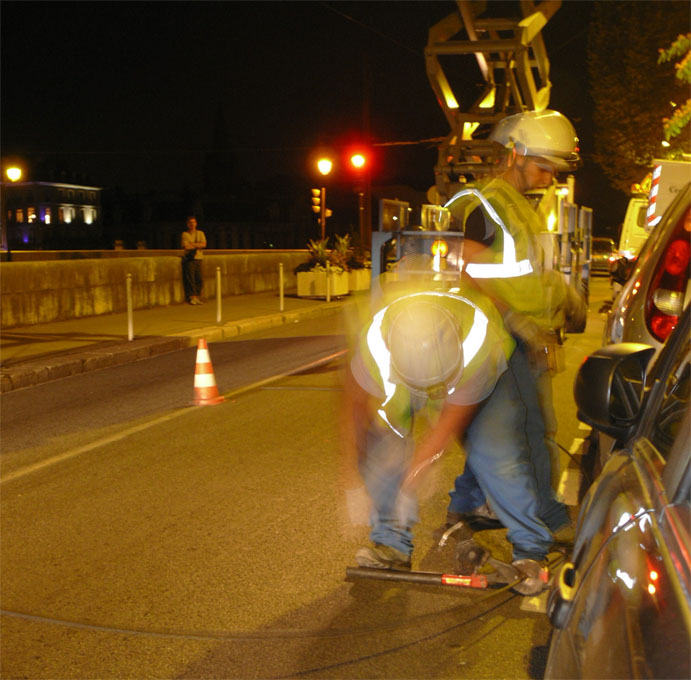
[1,291,355,393]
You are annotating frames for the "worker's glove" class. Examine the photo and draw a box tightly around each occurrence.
[503,310,554,371]
[564,282,587,328]
[394,488,418,528]
[344,486,371,527]
[503,309,548,348]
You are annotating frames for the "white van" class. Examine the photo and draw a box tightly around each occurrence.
[618,197,648,259]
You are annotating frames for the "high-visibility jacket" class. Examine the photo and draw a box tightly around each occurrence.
[445,180,567,330]
[351,286,515,438]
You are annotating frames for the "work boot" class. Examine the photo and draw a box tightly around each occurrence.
[511,559,550,596]
[447,502,504,532]
[355,544,411,570]
[455,538,490,574]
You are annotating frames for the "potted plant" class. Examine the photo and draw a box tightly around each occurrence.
[295,237,349,298]
[344,239,371,292]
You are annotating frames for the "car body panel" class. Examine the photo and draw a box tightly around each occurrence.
[604,183,691,354]
[546,308,691,679]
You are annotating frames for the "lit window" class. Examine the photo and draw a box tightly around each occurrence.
[82,207,94,224]
[27,207,36,223]
[16,209,24,223]
[44,208,52,224]
[59,206,74,224]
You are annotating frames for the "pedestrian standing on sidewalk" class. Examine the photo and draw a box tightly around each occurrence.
[181,216,206,305]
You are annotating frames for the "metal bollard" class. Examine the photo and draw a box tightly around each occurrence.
[126,273,134,341]
[279,263,284,312]
[326,262,331,303]
[216,267,222,323]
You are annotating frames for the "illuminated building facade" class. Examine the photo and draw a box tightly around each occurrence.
[4,181,102,249]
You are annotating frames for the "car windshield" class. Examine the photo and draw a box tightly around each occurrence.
[593,239,614,253]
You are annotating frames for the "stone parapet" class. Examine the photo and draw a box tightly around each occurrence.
[1,251,308,327]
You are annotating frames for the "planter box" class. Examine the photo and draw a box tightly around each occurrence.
[297,270,349,298]
[349,268,371,292]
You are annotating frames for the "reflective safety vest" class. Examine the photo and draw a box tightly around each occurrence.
[445,179,565,328]
[357,288,515,438]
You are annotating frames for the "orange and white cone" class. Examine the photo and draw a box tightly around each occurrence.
[191,338,225,405]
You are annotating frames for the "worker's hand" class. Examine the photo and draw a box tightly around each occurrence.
[503,310,549,348]
[344,486,371,527]
[394,487,418,528]
[564,282,587,327]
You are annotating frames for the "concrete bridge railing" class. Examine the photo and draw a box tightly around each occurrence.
[1,250,310,328]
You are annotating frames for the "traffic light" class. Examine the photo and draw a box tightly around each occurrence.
[311,188,322,214]
[348,149,369,173]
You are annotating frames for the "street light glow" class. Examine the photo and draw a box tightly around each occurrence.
[6,167,22,182]
[317,158,333,176]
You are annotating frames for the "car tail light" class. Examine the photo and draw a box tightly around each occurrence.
[645,207,691,342]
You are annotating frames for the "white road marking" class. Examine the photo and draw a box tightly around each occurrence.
[558,468,582,506]
[2,350,347,485]
[569,438,585,454]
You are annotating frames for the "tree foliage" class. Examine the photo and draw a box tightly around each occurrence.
[659,33,691,142]
[587,2,690,194]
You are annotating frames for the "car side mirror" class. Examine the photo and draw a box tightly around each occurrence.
[610,257,635,285]
[574,343,656,438]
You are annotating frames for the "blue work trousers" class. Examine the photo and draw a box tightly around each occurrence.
[448,341,569,561]
[359,424,417,556]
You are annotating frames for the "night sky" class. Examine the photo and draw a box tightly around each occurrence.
[2,1,625,231]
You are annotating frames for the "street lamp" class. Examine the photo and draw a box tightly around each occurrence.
[315,156,332,240]
[1,165,23,255]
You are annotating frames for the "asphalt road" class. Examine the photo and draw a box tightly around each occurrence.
[0,278,614,679]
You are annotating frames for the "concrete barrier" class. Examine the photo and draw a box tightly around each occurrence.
[0,251,309,328]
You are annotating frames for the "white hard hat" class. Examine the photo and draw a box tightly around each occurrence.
[489,110,580,171]
[386,300,463,399]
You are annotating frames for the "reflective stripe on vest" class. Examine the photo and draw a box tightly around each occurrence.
[365,291,489,437]
[444,188,533,279]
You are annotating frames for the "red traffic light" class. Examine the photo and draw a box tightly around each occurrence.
[350,153,366,169]
[346,146,371,173]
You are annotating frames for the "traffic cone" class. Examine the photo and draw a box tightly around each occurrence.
[191,338,225,405]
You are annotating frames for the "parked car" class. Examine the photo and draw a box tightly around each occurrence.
[590,236,616,275]
[545,305,690,679]
[604,182,690,353]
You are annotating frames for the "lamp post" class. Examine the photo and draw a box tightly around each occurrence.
[1,165,23,258]
[316,157,332,241]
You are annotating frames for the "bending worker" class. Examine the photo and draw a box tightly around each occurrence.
[341,268,565,596]
[443,110,586,551]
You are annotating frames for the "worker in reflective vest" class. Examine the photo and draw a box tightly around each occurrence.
[341,272,572,594]
[442,110,586,552]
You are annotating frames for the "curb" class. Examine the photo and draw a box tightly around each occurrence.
[1,300,352,393]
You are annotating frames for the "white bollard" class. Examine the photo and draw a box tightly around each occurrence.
[126,273,134,341]
[326,262,331,303]
[216,267,222,323]
[279,263,284,312]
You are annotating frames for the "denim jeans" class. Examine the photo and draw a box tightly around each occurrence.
[448,341,569,561]
[182,258,202,300]
[359,424,417,556]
